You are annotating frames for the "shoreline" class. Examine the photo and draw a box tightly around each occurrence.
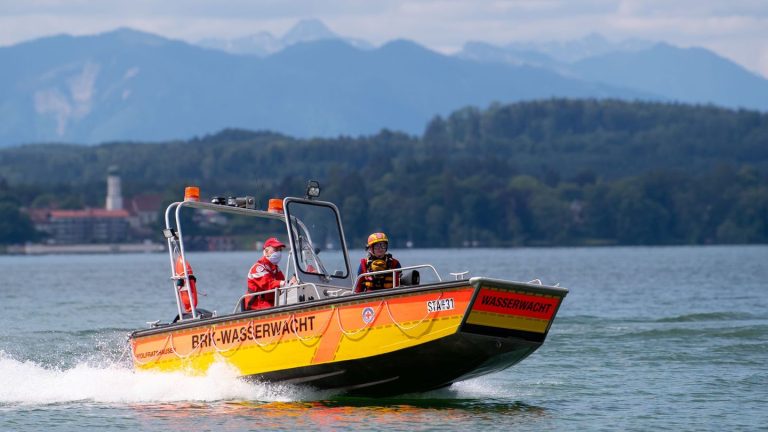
[5,242,165,255]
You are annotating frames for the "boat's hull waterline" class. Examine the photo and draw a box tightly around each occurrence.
[130,277,567,396]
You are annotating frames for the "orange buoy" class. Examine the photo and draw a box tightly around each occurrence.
[174,256,198,313]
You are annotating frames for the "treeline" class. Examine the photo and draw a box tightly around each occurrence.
[304,163,767,247]
[1,99,766,246]
[0,178,38,244]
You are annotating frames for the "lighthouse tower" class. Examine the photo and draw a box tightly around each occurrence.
[105,165,123,210]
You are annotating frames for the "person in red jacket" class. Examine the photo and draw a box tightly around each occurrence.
[356,232,401,292]
[245,237,296,310]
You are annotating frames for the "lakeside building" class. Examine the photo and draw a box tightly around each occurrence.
[127,193,164,236]
[34,208,131,244]
[22,167,236,251]
[27,167,161,246]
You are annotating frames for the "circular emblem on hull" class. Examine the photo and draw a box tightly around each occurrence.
[362,306,375,324]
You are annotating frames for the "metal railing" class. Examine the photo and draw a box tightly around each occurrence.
[324,287,355,297]
[353,264,442,292]
[164,199,287,321]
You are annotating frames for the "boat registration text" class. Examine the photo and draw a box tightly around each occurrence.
[427,298,455,312]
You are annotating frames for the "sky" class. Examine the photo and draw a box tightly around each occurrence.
[1,0,767,78]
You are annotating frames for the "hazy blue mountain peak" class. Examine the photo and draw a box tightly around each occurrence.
[269,37,362,62]
[5,27,177,52]
[281,18,338,45]
[92,27,175,48]
[196,18,372,56]
[569,41,768,110]
[506,33,655,63]
[457,40,563,70]
[198,31,279,56]
[378,39,435,55]
[101,27,164,40]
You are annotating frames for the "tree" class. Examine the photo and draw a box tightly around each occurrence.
[0,203,37,244]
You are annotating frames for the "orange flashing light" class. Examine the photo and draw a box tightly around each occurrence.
[184,186,200,202]
[268,198,284,213]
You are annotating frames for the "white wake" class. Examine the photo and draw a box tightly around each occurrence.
[0,350,314,405]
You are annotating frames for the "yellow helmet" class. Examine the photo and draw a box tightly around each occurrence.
[366,232,389,248]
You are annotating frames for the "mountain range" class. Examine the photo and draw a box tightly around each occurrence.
[1,20,767,147]
[198,19,373,55]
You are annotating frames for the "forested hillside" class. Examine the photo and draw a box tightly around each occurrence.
[1,99,766,246]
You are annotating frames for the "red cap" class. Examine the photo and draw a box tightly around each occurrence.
[263,237,286,249]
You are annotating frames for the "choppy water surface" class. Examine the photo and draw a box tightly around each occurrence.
[1,246,766,431]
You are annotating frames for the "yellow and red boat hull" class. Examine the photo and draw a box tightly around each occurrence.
[130,277,567,395]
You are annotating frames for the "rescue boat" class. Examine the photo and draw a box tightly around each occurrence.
[129,182,568,396]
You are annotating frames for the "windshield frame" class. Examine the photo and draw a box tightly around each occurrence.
[283,197,352,283]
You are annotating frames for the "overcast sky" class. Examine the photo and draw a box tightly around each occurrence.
[1,0,767,77]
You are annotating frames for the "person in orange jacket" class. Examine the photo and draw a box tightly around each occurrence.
[245,237,296,310]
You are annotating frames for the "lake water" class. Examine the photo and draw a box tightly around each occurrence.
[1,246,766,431]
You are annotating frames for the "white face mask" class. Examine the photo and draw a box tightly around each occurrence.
[267,250,283,264]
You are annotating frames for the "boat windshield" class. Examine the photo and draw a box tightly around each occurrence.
[285,199,350,280]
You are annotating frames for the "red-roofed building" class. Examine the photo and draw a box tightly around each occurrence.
[129,194,164,226]
[24,168,163,245]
